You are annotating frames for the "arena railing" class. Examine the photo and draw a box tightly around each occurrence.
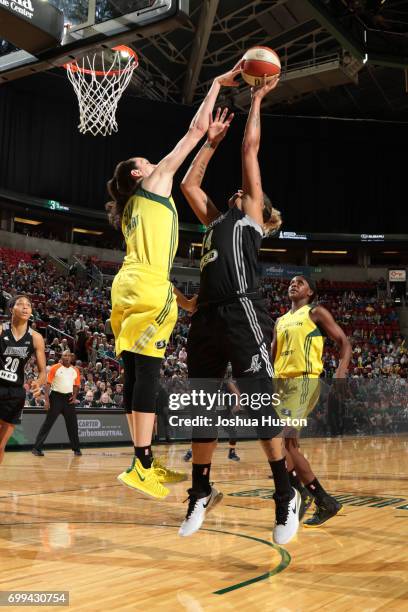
[45,326,75,352]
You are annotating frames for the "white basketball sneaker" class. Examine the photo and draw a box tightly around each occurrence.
[273,487,301,545]
[178,486,223,537]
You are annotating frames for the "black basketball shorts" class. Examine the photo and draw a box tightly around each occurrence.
[187,297,274,379]
[0,385,26,425]
[187,298,281,439]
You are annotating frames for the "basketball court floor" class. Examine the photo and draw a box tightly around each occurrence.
[0,437,407,610]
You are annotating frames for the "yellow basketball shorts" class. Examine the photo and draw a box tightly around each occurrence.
[274,376,321,431]
[110,266,177,359]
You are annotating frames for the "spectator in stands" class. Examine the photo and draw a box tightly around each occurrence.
[75,314,86,333]
[113,384,123,407]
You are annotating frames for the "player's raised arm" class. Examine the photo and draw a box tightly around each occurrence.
[181,107,234,226]
[310,306,352,378]
[143,63,242,198]
[241,76,279,226]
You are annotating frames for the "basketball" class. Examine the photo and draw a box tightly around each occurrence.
[242,46,281,86]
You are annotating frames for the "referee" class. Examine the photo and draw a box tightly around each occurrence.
[32,350,82,456]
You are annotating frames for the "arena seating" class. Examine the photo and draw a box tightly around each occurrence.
[1,246,406,414]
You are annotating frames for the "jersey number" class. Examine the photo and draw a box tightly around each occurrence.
[202,230,213,255]
[4,357,19,373]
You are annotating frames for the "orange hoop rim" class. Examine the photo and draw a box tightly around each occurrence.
[64,45,139,77]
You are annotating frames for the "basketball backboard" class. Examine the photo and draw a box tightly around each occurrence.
[0,0,189,82]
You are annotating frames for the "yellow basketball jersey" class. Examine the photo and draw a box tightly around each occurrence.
[121,187,178,278]
[274,304,324,378]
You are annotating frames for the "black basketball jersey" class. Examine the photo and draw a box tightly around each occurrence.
[198,207,263,305]
[0,322,35,388]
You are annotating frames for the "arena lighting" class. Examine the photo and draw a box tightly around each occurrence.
[260,248,287,253]
[382,251,399,254]
[14,217,43,225]
[312,250,348,254]
[73,228,103,235]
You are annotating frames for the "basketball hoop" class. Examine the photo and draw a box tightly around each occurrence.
[64,45,139,136]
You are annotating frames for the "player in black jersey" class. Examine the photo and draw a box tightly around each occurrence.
[178,77,300,545]
[0,295,46,464]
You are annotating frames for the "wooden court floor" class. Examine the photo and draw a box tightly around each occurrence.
[0,437,407,611]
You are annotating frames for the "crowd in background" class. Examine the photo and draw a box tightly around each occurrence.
[1,247,407,434]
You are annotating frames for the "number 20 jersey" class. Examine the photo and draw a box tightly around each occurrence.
[0,322,35,387]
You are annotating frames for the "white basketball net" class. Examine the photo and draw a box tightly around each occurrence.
[66,49,138,137]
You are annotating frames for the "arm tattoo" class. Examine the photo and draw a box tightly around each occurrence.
[197,161,207,179]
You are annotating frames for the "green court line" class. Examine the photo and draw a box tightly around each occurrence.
[226,504,260,511]
[199,528,291,595]
[0,520,291,595]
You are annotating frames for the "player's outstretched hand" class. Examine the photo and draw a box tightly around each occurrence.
[216,59,244,87]
[184,295,198,315]
[251,74,280,99]
[30,379,42,399]
[207,107,234,145]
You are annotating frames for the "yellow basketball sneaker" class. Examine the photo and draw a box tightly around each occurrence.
[117,456,136,485]
[152,457,188,484]
[117,457,169,499]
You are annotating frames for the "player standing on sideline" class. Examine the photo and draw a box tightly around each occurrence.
[32,350,82,456]
[106,63,242,500]
[0,295,46,463]
[272,275,352,526]
[179,76,300,545]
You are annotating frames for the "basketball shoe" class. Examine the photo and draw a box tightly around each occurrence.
[152,457,188,484]
[117,457,169,499]
[273,487,301,545]
[183,449,192,462]
[179,486,223,537]
[303,495,343,527]
[299,488,314,521]
[228,448,240,461]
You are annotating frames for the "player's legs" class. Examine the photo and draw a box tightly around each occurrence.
[0,420,15,465]
[283,433,314,520]
[285,435,342,527]
[126,415,135,445]
[179,309,226,537]
[227,432,240,461]
[115,284,184,492]
[121,347,186,489]
[0,388,25,462]
[225,299,300,544]
[180,433,223,537]
[241,377,300,545]
[279,377,342,526]
[117,351,169,499]
[122,358,135,443]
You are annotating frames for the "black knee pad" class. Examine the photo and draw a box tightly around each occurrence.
[122,352,163,414]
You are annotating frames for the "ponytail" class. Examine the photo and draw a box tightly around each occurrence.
[106,158,141,230]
